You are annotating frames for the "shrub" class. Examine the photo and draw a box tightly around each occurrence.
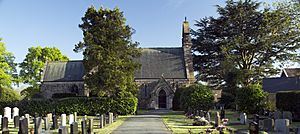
[52,93,77,98]
[180,84,214,113]
[172,87,184,111]
[0,87,20,102]
[236,84,267,114]
[276,91,300,120]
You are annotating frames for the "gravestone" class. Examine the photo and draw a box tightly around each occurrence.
[109,112,113,124]
[274,111,282,119]
[274,119,289,134]
[52,115,58,129]
[14,115,20,128]
[74,112,77,123]
[43,117,50,130]
[25,114,30,126]
[0,115,2,126]
[4,107,11,122]
[69,114,74,125]
[263,118,274,132]
[99,114,104,128]
[34,117,42,134]
[13,107,19,118]
[1,117,8,131]
[282,111,292,124]
[47,113,52,122]
[295,127,300,134]
[88,118,93,134]
[215,112,220,127]
[19,117,28,134]
[220,109,225,120]
[199,110,204,117]
[81,118,87,134]
[206,112,211,122]
[61,114,66,126]
[58,126,68,134]
[240,113,247,125]
[70,122,78,134]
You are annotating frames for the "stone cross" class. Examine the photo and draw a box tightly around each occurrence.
[14,115,20,128]
[70,122,78,134]
[61,114,67,126]
[274,119,289,134]
[19,117,28,134]
[34,117,42,134]
[240,113,247,125]
[215,112,220,127]
[69,114,74,125]
[4,107,11,122]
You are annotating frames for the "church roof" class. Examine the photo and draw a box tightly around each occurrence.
[281,68,300,77]
[42,47,187,82]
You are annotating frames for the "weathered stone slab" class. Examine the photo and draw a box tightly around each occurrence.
[52,115,58,129]
[58,126,68,134]
[88,118,93,134]
[69,114,74,125]
[1,117,8,131]
[70,122,78,134]
[4,107,11,122]
[34,117,42,134]
[263,118,274,132]
[61,114,66,127]
[274,119,289,134]
[14,115,20,128]
[19,117,28,134]
[282,111,292,124]
[274,111,282,119]
[240,113,247,125]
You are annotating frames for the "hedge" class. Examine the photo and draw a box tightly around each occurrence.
[0,96,137,116]
[276,91,300,120]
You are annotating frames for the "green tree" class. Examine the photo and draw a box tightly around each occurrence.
[0,87,20,102]
[192,0,300,87]
[74,6,141,100]
[0,38,17,88]
[19,46,69,97]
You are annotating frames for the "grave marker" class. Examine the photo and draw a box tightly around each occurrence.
[109,112,113,124]
[52,114,58,129]
[274,119,289,134]
[240,113,247,125]
[71,122,78,134]
[61,114,66,126]
[34,117,42,134]
[215,112,220,127]
[81,118,87,134]
[88,118,93,134]
[44,117,50,130]
[4,107,11,122]
[58,126,68,134]
[274,111,282,119]
[69,114,74,125]
[263,118,274,132]
[14,115,20,128]
[282,111,292,124]
[19,117,28,134]
[1,117,8,131]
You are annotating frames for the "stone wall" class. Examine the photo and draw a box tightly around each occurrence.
[40,82,85,99]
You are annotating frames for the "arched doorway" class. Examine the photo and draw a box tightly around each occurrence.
[158,90,167,108]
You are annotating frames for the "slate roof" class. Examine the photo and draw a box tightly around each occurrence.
[42,47,187,82]
[281,68,300,77]
[262,77,300,93]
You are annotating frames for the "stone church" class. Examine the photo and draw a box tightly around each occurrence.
[40,20,195,109]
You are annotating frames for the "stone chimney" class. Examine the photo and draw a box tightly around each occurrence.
[182,18,195,84]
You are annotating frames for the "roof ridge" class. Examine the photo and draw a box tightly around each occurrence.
[48,60,83,63]
[142,47,182,49]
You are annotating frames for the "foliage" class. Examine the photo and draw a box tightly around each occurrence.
[19,46,69,86]
[236,84,267,113]
[180,84,214,112]
[172,87,184,111]
[74,7,141,113]
[192,0,300,88]
[0,97,136,116]
[0,87,20,102]
[0,39,17,88]
[276,91,300,120]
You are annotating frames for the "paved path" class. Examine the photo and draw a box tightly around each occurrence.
[112,114,171,134]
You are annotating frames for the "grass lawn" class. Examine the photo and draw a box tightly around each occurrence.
[0,115,130,134]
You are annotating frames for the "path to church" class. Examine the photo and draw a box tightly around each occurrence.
[112,110,171,134]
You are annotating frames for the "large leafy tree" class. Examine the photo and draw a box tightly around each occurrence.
[0,38,17,88]
[74,7,141,98]
[192,0,300,87]
[19,46,69,97]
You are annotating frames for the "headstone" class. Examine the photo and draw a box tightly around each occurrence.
[274,119,289,134]
[1,117,8,131]
[4,107,11,122]
[61,114,66,126]
[19,117,28,134]
[274,111,282,119]
[25,114,30,125]
[13,107,19,118]
[282,111,292,124]
[215,112,220,127]
[52,115,58,129]
[88,118,93,134]
[220,109,225,120]
[43,117,50,130]
[69,114,74,125]
[34,117,42,134]
[206,112,211,122]
[199,110,204,117]
[99,114,104,128]
[58,126,68,134]
[70,122,78,134]
[0,115,2,126]
[81,118,87,134]
[109,112,113,124]
[240,113,247,125]
[263,118,274,132]
[14,115,20,128]
[295,127,300,134]
[74,112,77,122]
[47,113,52,122]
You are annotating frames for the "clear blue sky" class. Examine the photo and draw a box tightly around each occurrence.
[0,0,272,63]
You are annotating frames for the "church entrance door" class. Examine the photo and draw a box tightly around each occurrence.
[158,90,167,108]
